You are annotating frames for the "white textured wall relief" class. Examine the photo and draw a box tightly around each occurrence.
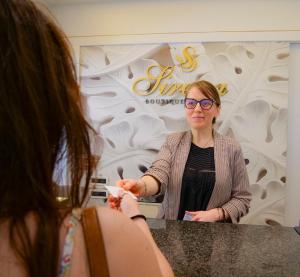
[80,42,289,225]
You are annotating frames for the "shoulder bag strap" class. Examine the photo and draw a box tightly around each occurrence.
[82,207,110,277]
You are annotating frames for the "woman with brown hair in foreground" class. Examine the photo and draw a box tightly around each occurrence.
[0,1,173,276]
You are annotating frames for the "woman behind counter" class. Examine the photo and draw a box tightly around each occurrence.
[114,80,252,223]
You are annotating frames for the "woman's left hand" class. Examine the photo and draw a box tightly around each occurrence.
[185,208,220,222]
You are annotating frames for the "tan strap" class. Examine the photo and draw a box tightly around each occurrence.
[82,207,110,277]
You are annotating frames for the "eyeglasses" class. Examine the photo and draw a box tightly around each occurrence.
[184,98,215,110]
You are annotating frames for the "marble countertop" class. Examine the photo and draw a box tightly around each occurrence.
[148,219,300,277]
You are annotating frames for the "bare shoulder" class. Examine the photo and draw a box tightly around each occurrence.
[96,206,163,277]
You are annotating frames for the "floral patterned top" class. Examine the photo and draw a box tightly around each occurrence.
[59,209,82,277]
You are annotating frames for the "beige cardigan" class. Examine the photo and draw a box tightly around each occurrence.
[144,131,252,223]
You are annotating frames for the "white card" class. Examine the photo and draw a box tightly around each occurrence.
[183,212,193,221]
[104,185,137,200]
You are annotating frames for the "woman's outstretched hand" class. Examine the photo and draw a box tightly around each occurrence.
[108,179,143,210]
[117,179,144,196]
[107,194,121,210]
[119,193,140,218]
[108,189,141,219]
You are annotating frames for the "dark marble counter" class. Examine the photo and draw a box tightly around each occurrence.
[148,219,300,277]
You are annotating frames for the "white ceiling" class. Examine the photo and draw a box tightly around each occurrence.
[42,0,148,4]
[42,0,177,5]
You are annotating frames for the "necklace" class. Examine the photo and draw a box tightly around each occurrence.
[193,135,213,148]
[201,137,213,148]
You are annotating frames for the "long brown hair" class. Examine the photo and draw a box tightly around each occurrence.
[0,0,94,276]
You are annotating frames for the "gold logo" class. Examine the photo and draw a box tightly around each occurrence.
[176,46,198,72]
[132,46,227,97]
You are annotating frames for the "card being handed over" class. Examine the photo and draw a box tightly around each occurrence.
[105,185,137,200]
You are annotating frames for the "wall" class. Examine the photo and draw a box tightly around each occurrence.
[287,43,300,226]
[47,0,300,226]
[48,0,300,40]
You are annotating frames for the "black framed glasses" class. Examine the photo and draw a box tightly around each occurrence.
[184,98,215,110]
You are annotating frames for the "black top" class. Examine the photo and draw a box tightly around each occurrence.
[177,143,215,220]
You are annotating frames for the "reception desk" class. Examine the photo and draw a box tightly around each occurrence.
[148,219,300,277]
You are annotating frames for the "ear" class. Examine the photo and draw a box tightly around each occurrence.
[215,105,221,118]
[212,106,221,124]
